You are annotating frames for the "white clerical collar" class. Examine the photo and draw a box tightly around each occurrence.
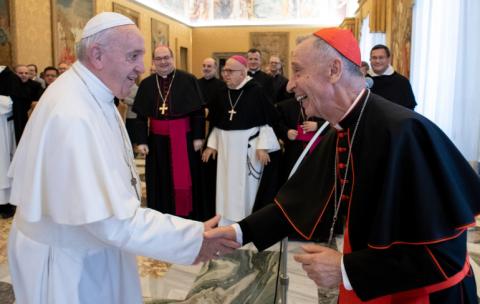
[333,88,367,130]
[157,69,175,79]
[0,66,6,73]
[73,61,114,104]
[368,65,394,77]
[235,75,253,90]
[249,69,260,74]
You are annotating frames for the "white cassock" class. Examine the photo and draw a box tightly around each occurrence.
[7,61,204,304]
[207,125,279,224]
[0,78,16,204]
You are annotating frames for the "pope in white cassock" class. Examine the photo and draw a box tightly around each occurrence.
[202,56,280,225]
[7,12,239,304]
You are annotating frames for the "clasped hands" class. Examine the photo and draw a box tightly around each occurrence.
[193,215,239,264]
[198,219,343,289]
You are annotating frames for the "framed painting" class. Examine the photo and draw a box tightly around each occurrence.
[51,0,95,65]
[0,0,12,66]
[250,32,289,76]
[151,18,169,53]
[112,2,140,26]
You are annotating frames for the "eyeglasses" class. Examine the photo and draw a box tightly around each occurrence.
[221,69,242,74]
[153,55,172,62]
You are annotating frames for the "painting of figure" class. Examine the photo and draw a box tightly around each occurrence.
[52,0,95,65]
[151,18,169,53]
[0,0,11,66]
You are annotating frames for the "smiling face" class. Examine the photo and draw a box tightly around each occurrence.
[101,25,145,98]
[287,37,337,119]
[15,66,30,83]
[153,46,175,76]
[269,56,281,75]
[247,51,261,71]
[370,48,390,75]
[201,58,217,79]
[27,65,37,79]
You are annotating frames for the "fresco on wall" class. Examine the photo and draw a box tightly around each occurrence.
[52,0,95,65]
[391,0,413,78]
[151,18,169,53]
[0,0,12,67]
[112,2,140,26]
[250,32,289,76]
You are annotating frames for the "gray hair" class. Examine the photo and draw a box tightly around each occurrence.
[302,34,363,78]
[76,28,119,63]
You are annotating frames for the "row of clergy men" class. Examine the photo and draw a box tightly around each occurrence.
[0,62,72,218]
[125,42,416,227]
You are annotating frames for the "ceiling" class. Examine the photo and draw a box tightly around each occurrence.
[133,0,358,27]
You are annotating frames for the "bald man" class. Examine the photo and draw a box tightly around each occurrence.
[197,57,226,220]
[202,55,280,225]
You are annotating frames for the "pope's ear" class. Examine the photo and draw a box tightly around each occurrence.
[87,44,105,69]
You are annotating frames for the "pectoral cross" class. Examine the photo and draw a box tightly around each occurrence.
[131,177,137,186]
[159,102,168,115]
[228,108,237,121]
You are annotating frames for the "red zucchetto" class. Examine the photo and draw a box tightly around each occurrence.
[313,28,361,67]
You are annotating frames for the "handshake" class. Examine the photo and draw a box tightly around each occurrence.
[193,215,241,264]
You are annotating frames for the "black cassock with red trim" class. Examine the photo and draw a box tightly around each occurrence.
[239,92,480,303]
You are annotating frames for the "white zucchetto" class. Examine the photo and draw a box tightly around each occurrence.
[81,12,135,39]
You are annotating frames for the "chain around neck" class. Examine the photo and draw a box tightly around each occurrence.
[328,89,370,246]
[228,89,244,110]
[155,70,176,105]
[71,66,141,200]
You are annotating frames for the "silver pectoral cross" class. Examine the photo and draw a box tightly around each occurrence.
[228,108,237,121]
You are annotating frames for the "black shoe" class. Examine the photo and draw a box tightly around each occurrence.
[0,203,16,219]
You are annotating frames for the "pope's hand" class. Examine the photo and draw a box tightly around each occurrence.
[204,225,237,241]
[293,244,342,289]
[193,216,240,264]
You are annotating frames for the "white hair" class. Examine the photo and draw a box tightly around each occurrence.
[76,27,119,63]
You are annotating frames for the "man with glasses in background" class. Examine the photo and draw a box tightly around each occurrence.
[133,45,206,220]
[368,44,416,110]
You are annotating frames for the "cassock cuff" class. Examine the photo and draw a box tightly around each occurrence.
[341,256,353,290]
[207,127,218,149]
[231,223,243,245]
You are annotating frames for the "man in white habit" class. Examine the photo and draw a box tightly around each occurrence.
[7,12,239,304]
[202,55,280,225]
